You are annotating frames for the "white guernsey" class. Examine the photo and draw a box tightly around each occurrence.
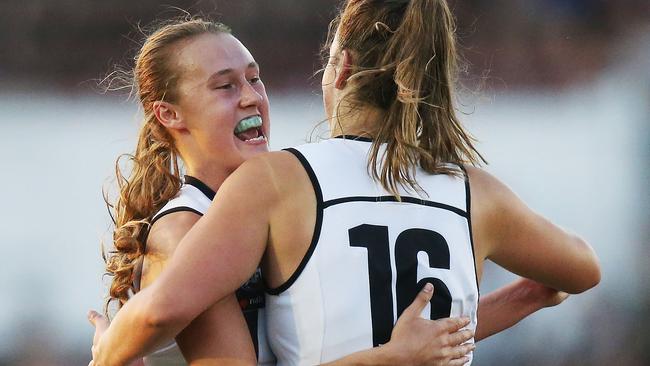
[266,137,479,365]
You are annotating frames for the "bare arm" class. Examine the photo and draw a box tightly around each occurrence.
[322,278,565,365]
[474,278,568,341]
[322,278,569,365]
[176,297,256,366]
[468,166,601,294]
[324,284,474,366]
[89,300,255,366]
[92,158,276,365]
[140,213,256,366]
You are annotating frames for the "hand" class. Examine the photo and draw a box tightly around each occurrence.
[87,310,144,366]
[88,310,109,366]
[516,278,569,308]
[382,283,475,366]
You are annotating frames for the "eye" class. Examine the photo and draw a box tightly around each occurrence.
[213,83,235,90]
[249,77,261,84]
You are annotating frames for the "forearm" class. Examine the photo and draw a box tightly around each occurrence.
[176,296,256,366]
[95,290,183,365]
[474,279,546,341]
[322,345,396,366]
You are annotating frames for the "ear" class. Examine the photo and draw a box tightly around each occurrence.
[334,49,353,90]
[153,101,186,131]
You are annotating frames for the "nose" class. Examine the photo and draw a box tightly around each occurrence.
[240,81,264,109]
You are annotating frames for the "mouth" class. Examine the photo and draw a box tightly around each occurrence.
[234,115,266,143]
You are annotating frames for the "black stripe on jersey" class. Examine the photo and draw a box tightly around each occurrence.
[323,196,468,218]
[333,135,373,142]
[184,175,216,200]
[144,178,212,244]
[142,207,203,259]
[266,148,325,296]
[243,311,259,358]
[458,165,480,296]
[150,206,203,226]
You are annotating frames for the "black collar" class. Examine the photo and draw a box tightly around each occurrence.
[184,175,216,200]
[333,135,373,142]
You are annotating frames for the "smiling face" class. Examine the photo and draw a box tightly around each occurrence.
[172,32,271,175]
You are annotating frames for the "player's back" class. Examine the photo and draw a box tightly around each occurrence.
[266,137,479,365]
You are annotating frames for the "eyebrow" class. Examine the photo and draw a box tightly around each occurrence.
[208,62,259,81]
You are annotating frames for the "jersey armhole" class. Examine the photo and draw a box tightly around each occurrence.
[266,148,324,296]
[459,164,480,296]
[137,207,204,292]
[150,206,203,226]
[142,207,203,246]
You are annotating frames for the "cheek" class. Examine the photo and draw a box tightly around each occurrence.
[322,86,333,118]
[254,84,272,136]
[322,64,335,89]
[322,64,337,115]
[323,92,331,119]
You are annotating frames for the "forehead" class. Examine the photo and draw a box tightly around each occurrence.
[174,33,256,79]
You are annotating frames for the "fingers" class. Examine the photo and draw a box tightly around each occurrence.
[448,356,470,366]
[445,343,475,365]
[88,310,110,345]
[452,342,475,358]
[546,291,569,307]
[87,310,107,327]
[401,282,434,318]
[447,328,475,346]
[438,316,471,332]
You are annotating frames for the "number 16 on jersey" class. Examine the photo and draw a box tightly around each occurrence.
[349,224,453,347]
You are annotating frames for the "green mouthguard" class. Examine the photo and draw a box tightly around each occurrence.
[234,117,262,134]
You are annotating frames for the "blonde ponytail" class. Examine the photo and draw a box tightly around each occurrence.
[333,0,485,197]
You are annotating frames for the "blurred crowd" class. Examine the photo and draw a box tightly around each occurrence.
[453,0,650,88]
[1,0,648,91]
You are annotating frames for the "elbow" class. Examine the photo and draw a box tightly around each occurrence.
[141,296,188,331]
[143,308,171,330]
[581,254,601,293]
[566,236,601,294]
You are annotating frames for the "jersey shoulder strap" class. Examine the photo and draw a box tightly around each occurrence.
[151,176,215,225]
[285,138,467,212]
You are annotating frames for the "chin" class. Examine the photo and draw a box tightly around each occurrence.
[239,142,269,159]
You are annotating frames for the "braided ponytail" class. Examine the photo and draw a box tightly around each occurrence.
[105,116,182,309]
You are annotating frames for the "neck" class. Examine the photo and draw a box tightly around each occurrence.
[175,137,230,193]
[184,164,229,193]
[328,102,385,138]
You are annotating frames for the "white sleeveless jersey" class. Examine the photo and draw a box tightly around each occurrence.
[266,137,479,365]
[142,176,276,366]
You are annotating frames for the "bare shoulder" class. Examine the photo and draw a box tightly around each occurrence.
[463,166,600,293]
[241,150,305,176]
[463,165,526,259]
[226,150,309,199]
[464,165,517,207]
[140,211,202,289]
[146,211,202,257]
